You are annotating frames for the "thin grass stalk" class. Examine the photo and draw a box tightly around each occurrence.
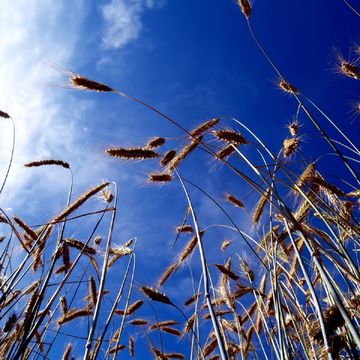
[297,228,360,347]
[236,301,271,360]
[343,0,360,16]
[84,182,117,359]
[0,116,15,196]
[10,206,109,360]
[303,96,360,155]
[14,168,73,347]
[273,158,360,279]
[0,221,52,306]
[283,218,334,359]
[30,268,89,359]
[174,170,228,360]
[0,209,31,258]
[183,178,268,270]
[279,282,314,359]
[187,266,203,360]
[294,182,360,280]
[92,249,135,359]
[245,20,360,186]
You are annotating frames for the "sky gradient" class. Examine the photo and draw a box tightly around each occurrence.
[0,0,359,358]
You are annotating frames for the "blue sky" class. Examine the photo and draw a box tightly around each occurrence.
[0,0,359,358]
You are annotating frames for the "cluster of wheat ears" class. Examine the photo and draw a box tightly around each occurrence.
[0,1,360,359]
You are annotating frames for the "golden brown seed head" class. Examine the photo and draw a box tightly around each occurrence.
[140,286,173,305]
[216,144,236,160]
[226,193,244,208]
[148,173,173,182]
[160,150,177,166]
[149,320,180,329]
[24,159,70,169]
[106,147,160,160]
[158,263,179,287]
[129,336,135,357]
[238,0,252,19]
[184,292,201,307]
[279,80,299,94]
[126,300,144,315]
[340,61,360,80]
[288,121,300,137]
[190,118,219,138]
[176,224,194,233]
[129,318,148,326]
[0,110,10,118]
[283,137,300,157]
[146,137,166,149]
[221,240,232,251]
[160,327,181,336]
[71,75,114,92]
[213,130,248,145]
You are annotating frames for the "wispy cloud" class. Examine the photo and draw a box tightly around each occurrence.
[101,0,165,50]
[0,0,163,213]
[0,0,90,209]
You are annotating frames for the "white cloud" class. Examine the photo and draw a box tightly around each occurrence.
[0,0,88,209]
[101,0,164,50]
